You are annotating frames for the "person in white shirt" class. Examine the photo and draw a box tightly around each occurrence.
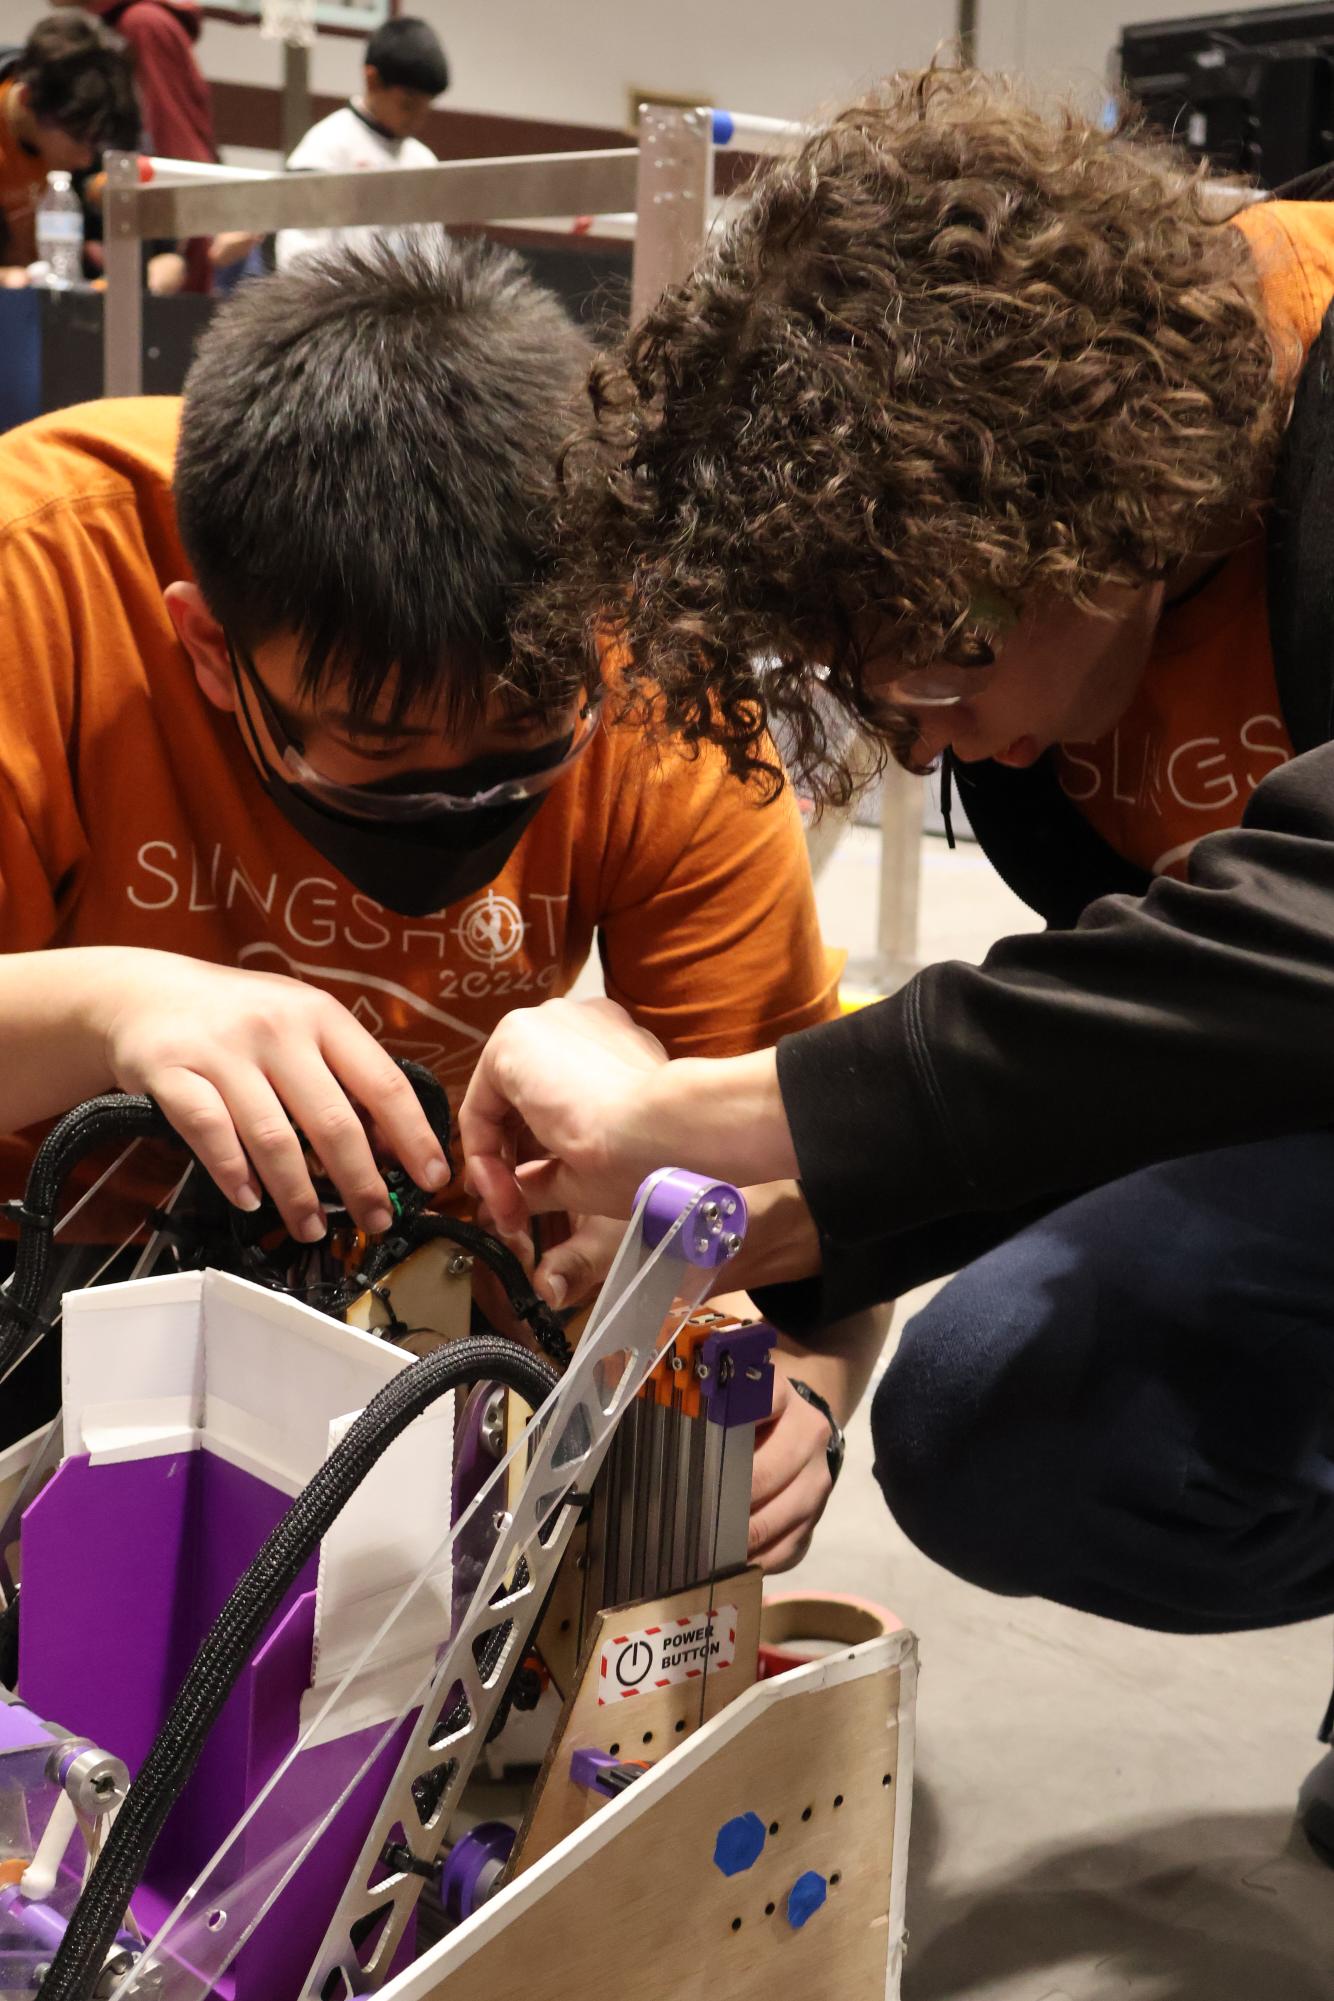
[274,16,449,271]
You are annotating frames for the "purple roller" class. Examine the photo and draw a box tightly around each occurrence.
[638,1171,747,1268]
[439,1823,515,1923]
[0,1884,68,1953]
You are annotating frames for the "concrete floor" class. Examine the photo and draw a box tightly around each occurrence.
[788,827,1333,1998]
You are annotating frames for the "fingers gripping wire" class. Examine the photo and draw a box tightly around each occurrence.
[0,1061,570,1379]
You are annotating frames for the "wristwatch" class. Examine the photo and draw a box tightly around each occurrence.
[788,1379,846,1487]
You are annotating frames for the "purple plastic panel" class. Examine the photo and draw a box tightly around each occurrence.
[19,1448,420,2001]
[700,1323,776,1430]
[0,1701,55,1757]
[638,1172,747,1269]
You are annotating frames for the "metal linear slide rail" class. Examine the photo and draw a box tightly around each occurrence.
[304,1169,742,1997]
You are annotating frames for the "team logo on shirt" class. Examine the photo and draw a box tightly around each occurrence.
[454,890,526,966]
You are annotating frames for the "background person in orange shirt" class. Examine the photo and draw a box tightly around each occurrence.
[0,11,137,282]
[0,236,866,1566]
[56,0,228,293]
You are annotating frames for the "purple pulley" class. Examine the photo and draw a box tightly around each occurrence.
[439,1822,516,1924]
[638,1170,747,1269]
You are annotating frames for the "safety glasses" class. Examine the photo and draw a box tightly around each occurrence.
[228,639,600,823]
[873,594,1016,709]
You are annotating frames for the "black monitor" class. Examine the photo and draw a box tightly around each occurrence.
[1120,4,1334,184]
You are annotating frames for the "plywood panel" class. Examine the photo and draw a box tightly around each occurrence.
[401,1638,910,2001]
[513,1567,764,1873]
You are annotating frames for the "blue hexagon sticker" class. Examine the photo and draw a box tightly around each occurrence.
[713,1811,767,1877]
[786,1870,828,1929]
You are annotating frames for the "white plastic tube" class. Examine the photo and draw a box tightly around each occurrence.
[20,1790,78,1901]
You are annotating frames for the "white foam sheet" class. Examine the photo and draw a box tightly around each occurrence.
[61,1268,408,1488]
[59,1267,456,1735]
[303,1392,455,1744]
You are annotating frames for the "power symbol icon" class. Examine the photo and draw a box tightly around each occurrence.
[615,1640,654,1688]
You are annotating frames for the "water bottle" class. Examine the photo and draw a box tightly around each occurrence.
[35,172,84,288]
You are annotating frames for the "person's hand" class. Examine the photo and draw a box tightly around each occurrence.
[1,267,31,289]
[146,251,187,296]
[94,950,450,1239]
[461,998,669,1237]
[748,1357,840,1571]
[530,1210,624,1310]
[210,231,263,270]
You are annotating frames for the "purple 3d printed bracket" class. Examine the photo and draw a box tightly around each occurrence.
[700,1322,776,1429]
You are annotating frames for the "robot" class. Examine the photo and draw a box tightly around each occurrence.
[0,1071,915,1999]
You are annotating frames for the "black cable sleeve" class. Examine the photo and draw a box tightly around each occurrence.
[409,1215,573,1367]
[0,1094,170,1380]
[41,1335,558,2001]
[0,1587,20,1691]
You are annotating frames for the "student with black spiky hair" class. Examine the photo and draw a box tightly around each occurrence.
[0,236,847,1479]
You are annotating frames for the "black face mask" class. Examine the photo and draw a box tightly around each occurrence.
[230,644,576,916]
[256,769,548,917]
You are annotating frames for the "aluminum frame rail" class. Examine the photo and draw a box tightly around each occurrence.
[101,101,719,399]
[101,143,639,398]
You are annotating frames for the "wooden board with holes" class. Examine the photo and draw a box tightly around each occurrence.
[533,1518,588,1699]
[380,1631,916,2001]
[344,1239,473,1349]
[511,1567,765,1875]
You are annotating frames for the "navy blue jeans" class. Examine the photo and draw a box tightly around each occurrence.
[872,1135,1334,1634]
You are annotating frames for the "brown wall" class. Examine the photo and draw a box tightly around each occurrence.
[211,84,631,160]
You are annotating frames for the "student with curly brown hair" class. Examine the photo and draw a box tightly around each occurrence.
[460,66,1334,1857]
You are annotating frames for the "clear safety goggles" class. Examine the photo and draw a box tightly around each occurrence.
[229,639,600,823]
[873,594,1015,709]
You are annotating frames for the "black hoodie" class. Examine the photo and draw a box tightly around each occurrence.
[763,291,1334,1332]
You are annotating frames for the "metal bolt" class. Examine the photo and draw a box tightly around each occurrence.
[696,1364,711,1381]
[723,1233,742,1257]
[492,1510,512,1536]
[480,1388,507,1459]
[447,1253,474,1278]
[696,1238,711,1254]
[746,1367,765,1382]
[722,1198,737,1217]
[93,1950,136,1998]
[699,1202,720,1225]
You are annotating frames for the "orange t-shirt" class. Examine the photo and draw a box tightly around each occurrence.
[0,80,45,271]
[0,397,838,1208]
[1054,201,1334,880]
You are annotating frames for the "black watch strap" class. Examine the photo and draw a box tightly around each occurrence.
[788,1378,846,1486]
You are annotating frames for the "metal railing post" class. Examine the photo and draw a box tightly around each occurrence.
[630,103,713,320]
[102,151,144,400]
[873,764,926,990]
